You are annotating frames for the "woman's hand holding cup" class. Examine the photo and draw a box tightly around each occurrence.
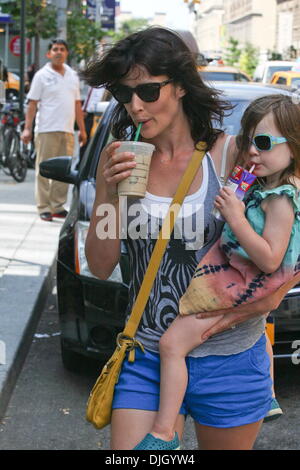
[101,141,136,203]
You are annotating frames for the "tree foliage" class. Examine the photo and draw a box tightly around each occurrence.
[224,37,259,78]
[66,11,104,63]
[3,0,57,67]
[239,43,259,78]
[3,0,57,39]
[223,37,241,67]
[268,51,283,61]
[108,18,149,42]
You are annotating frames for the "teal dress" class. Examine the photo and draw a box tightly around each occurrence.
[180,184,300,314]
[222,184,300,270]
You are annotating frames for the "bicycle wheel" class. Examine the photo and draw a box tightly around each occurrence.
[0,128,13,175]
[6,129,27,182]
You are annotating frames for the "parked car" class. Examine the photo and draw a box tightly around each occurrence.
[0,60,19,99]
[253,60,295,84]
[4,72,19,99]
[40,81,300,371]
[270,70,300,88]
[199,65,250,82]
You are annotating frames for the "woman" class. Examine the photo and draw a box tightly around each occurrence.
[84,27,287,450]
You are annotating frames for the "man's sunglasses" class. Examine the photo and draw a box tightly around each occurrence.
[237,133,288,152]
[107,79,173,104]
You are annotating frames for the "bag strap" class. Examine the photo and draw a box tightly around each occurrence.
[121,142,207,341]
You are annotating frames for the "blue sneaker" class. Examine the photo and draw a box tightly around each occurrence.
[264,398,283,422]
[133,432,180,450]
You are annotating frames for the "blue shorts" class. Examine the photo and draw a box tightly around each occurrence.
[112,334,273,428]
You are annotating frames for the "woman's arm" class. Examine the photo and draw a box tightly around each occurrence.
[209,133,238,180]
[198,191,296,339]
[198,270,300,340]
[215,189,294,273]
[85,141,136,279]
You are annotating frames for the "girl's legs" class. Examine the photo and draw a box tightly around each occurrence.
[194,419,263,450]
[111,408,185,450]
[151,314,223,441]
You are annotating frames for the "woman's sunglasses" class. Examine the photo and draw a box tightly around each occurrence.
[107,79,173,104]
[237,133,288,152]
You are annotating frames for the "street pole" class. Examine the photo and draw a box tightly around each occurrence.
[19,0,25,119]
[55,0,67,39]
[96,0,102,26]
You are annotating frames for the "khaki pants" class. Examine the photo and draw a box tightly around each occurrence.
[35,132,74,214]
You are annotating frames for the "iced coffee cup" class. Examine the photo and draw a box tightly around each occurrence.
[117,141,155,198]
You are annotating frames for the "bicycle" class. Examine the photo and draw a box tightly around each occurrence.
[0,100,27,182]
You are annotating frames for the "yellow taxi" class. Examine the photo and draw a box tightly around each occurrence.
[5,71,20,98]
[270,70,300,88]
[198,65,251,82]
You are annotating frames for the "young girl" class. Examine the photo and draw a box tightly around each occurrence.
[134,94,300,449]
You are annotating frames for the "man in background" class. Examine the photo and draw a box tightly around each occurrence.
[21,39,87,221]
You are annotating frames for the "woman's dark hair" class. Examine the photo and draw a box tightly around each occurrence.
[82,27,232,150]
[236,94,300,186]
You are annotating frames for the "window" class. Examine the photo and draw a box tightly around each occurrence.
[276,77,287,85]
[201,71,236,81]
[291,78,300,87]
[267,66,293,82]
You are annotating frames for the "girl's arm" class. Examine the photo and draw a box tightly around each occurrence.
[215,187,294,273]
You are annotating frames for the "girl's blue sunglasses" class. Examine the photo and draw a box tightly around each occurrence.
[246,133,287,152]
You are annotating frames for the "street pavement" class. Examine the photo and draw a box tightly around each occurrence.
[0,168,68,419]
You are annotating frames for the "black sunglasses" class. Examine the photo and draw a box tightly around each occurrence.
[107,79,173,104]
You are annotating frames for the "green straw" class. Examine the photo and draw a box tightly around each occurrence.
[134,122,142,142]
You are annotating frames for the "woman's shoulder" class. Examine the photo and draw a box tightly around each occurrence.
[209,133,237,178]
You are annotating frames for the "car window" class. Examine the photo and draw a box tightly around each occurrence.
[238,74,249,82]
[291,78,300,87]
[267,65,293,81]
[200,71,236,81]
[213,99,250,135]
[276,77,287,85]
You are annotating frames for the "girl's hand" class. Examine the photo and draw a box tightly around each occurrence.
[101,141,136,202]
[214,187,245,224]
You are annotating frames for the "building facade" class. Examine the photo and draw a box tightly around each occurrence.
[183,0,300,57]
[277,0,296,55]
[294,0,300,50]
[223,0,277,51]
[190,0,225,57]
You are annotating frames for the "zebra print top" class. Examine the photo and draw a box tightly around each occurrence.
[122,153,265,357]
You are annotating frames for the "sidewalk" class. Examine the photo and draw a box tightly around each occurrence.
[0,169,66,419]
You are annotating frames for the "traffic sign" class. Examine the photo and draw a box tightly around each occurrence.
[9,36,31,56]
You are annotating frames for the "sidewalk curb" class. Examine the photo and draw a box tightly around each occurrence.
[0,256,56,420]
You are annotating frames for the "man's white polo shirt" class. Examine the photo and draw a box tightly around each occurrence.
[27,62,81,134]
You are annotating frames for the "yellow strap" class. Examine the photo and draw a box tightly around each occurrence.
[123,142,207,339]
